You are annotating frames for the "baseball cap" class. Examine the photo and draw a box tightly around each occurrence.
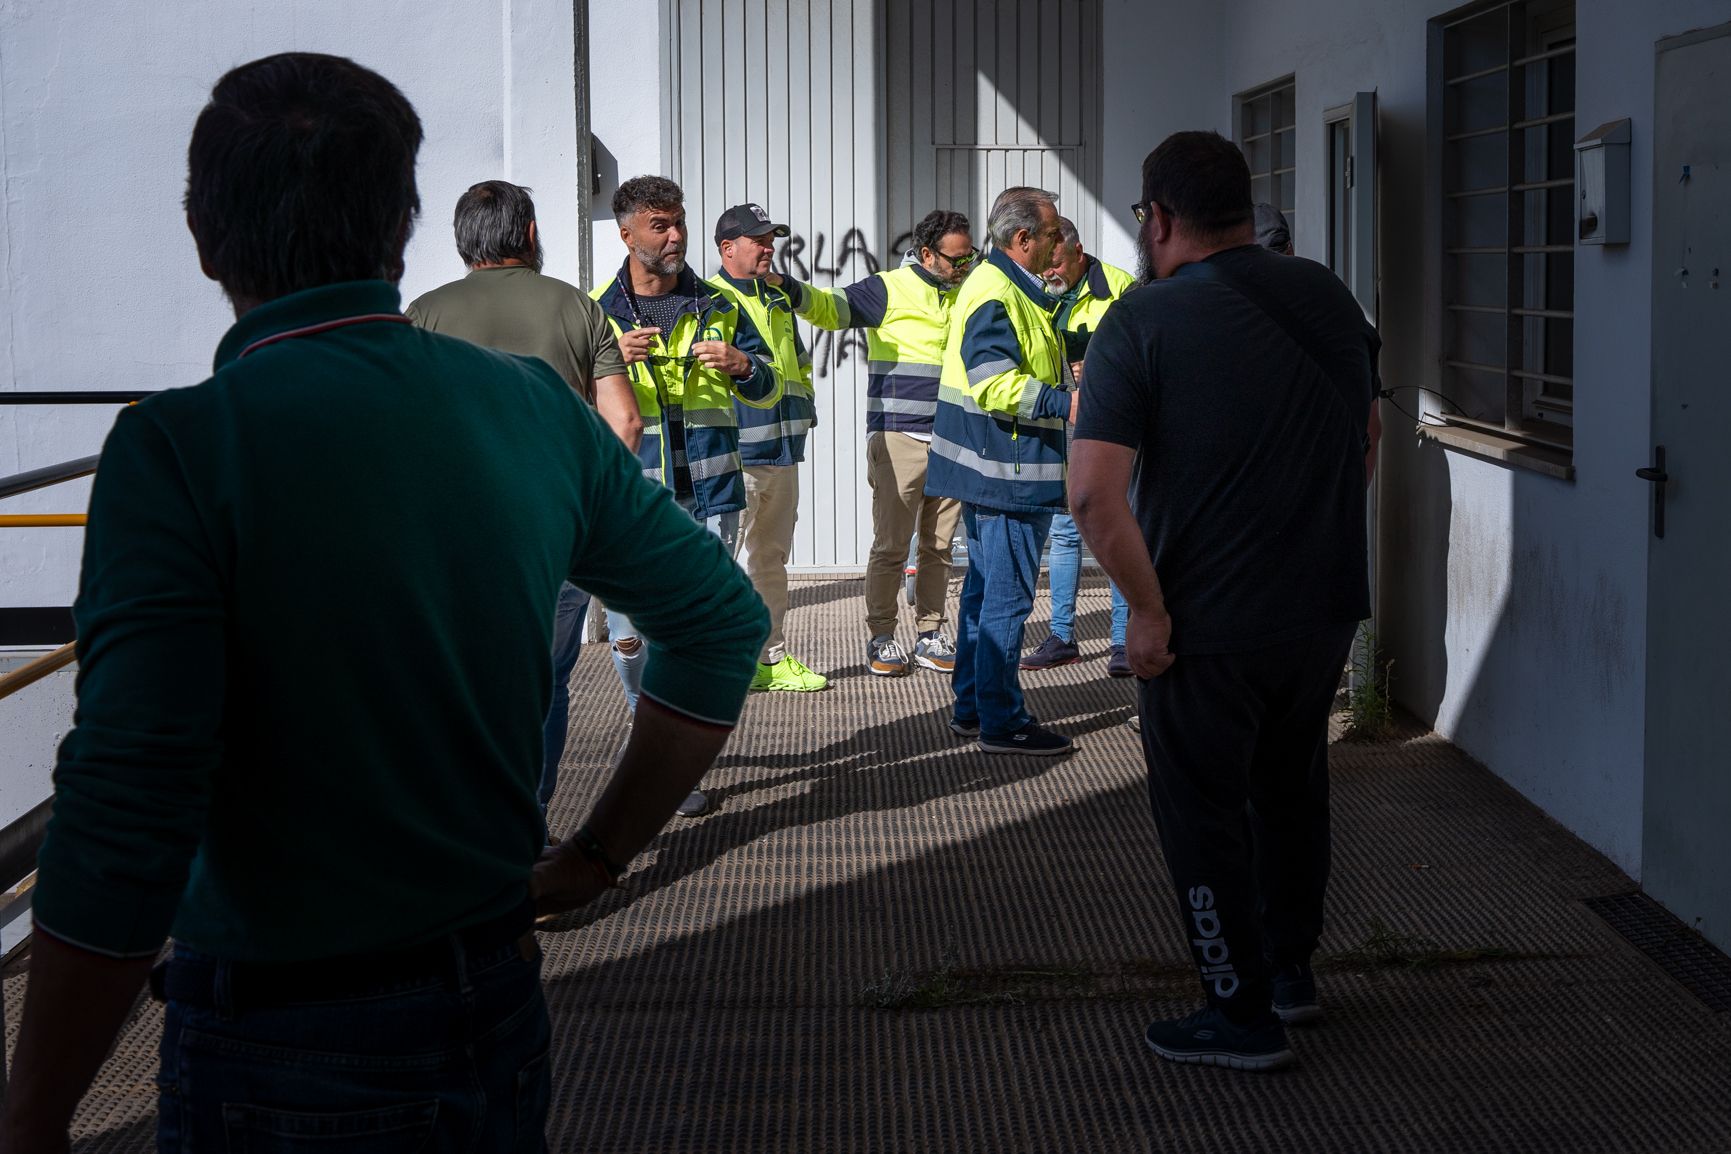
[715,203,791,245]
[1253,203,1292,252]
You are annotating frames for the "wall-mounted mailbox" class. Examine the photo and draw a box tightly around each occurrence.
[1574,118,1631,246]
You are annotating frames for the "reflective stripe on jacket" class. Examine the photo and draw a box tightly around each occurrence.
[925,248,1071,514]
[708,273,815,466]
[795,265,954,437]
[592,263,781,517]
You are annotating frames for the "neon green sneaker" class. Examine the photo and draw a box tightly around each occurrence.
[762,654,829,692]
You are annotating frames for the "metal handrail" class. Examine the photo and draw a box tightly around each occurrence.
[0,391,157,405]
[0,455,99,501]
[0,642,77,701]
[0,798,51,896]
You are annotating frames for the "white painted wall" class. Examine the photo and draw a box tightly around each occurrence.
[586,1,668,288]
[0,0,591,608]
[1092,0,1731,875]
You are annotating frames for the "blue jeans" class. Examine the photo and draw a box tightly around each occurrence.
[953,504,1053,738]
[1047,512,1129,647]
[609,500,739,714]
[156,933,551,1152]
[541,582,590,814]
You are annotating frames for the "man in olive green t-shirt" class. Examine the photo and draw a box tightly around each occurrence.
[408,180,643,826]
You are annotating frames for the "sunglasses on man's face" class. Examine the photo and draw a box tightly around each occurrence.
[1130,201,1170,225]
[934,247,980,270]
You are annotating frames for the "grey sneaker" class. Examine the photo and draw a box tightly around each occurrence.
[948,716,981,738]
[868,634,910,676]
[914,630,956,672]
[675,789,711,818]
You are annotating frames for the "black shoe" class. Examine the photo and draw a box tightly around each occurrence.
[1019,634,1081,670]
[1107,645,1134,678]
[948,716,981,738]
[1145,1006,1293,1071]
[1271,963,1322,1025]
[675,789,711,818]
[979,721,1074,756]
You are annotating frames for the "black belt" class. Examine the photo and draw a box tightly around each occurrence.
[151,898,536,1011]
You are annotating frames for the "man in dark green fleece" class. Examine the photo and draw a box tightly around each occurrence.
[0,53,766,1154]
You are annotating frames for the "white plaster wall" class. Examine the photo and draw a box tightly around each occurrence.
[0,0,589,608]
[1096,2,1226,273]
[0,653,70,829]
[585,1,668,288]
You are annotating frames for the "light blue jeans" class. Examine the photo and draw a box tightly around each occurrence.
[1047,512,1129,648]
[609,500,739,713]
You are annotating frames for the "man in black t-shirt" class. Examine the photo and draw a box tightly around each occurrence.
[1071,131,1381,1072]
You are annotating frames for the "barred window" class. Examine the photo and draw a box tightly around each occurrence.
[1236,77,1297,251]
[1439,0,1576,453]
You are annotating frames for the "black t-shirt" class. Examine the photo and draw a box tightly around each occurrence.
[1074,245,1378,655]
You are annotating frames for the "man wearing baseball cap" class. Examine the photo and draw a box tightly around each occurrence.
[708,204,829,692]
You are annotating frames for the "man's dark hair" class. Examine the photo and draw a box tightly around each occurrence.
[1141,131,1254,242]
[185,53,423,304]
[913,209,970,255]
[612,175,684,224]
[454,181,537,267]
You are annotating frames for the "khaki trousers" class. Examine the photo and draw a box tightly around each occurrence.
[864,431,961,637]
[739,464,800,664]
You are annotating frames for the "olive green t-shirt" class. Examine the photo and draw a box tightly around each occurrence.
[407,266,626,403]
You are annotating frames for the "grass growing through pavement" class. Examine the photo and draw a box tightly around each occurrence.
[860,921,1565,1010]
[1342,625,1395,742]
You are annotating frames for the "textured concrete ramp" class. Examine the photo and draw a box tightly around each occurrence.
[11,576,1731,1152]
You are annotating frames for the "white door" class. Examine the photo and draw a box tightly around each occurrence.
[1643,22,1731,952]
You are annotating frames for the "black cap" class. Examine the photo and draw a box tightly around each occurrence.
[1253,203,1292,252]
[715,203,790,245]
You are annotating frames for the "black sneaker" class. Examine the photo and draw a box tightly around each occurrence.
[1144,1006,1293,1071]
[1271,963,1322,1025]
[675,789,711,818]
[1020,634,1081,670]
[948,716,981,738]
[979,721,1074,756]
[1107,645,1134,678]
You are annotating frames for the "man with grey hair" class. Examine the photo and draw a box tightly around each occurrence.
[925,186,1079,755]
[407,180,641,830]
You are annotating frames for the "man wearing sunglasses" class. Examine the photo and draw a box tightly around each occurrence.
[770,209,976,679]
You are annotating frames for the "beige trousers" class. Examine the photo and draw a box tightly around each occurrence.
[738,464,800,664]
[864,431,961,637]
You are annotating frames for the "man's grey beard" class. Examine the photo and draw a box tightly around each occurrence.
[634,242,686,277]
